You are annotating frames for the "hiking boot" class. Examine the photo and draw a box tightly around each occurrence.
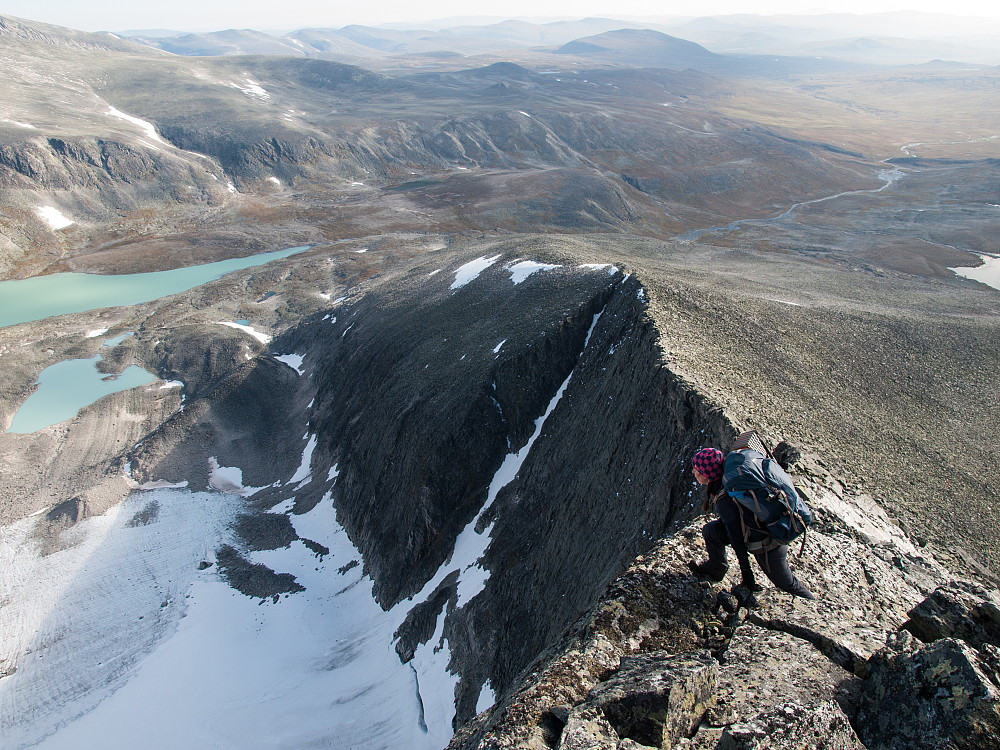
[687,560,726,582]
[732,586,760,609]
[740,579,764,593]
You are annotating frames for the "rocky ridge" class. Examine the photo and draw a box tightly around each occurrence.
[109,248,998,747]
[446,453,1000,750]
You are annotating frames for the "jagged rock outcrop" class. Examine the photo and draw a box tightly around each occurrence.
[904,581,1000,651]
[447,452,999,750]
[854,584,1000,750]
[565,650,718,748]
[855,633,1000,750]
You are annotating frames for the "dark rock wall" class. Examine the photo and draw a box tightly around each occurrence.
[274,261,737,727]
[445,276,735,722]
[248,263,736,728]
[293,262,623,607]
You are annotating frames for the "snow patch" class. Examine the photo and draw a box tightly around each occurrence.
[477,683,496,714]
[579,263,619,276]
[208,457,265,497]
[289,434,317,487]
[36,206,74,230]
[159,380,183,390]
[493,339,507,354]
[508,260,560,284]
[84,328,108,338]
[268,176,281,185]
[230,79,270,100]
[3,487,453,750]
[215,321,271,344]
[107,106,165,144]
[451,254,501,290]
[3,119,36,128]
[274,353,305,375]
[0,490,242,750]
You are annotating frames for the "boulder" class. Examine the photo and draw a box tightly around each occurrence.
[578,650,718,748]
[904,580,1000,652]
[718,700,864,750]
[855,631,1000,750]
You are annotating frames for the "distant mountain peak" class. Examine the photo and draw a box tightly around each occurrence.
[556,27,718,66]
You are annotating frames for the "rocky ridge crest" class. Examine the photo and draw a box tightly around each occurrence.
[448,455,1000,749]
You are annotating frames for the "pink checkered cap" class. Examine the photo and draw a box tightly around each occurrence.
[692,448,725,481]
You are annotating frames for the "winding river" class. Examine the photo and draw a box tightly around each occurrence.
[677,166,907,243]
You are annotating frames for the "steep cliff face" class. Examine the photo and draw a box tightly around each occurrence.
[125,250,742,736]
[443,277,734,723]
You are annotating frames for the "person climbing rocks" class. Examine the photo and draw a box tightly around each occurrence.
[687,446,814,599]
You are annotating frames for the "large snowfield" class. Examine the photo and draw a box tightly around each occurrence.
[0,485,457,750]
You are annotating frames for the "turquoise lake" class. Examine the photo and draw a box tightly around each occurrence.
[3,245,311,432]
[7,354,157,434]
[0,245,310,328]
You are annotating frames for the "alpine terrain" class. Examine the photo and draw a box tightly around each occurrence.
[0,11,998,750]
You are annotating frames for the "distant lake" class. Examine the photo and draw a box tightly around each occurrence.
[951,253,1000,292]
[0,245,310,328]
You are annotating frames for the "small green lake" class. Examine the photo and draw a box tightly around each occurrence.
[7,353,157,434]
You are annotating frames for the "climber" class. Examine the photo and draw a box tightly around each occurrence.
[687,447,814,599]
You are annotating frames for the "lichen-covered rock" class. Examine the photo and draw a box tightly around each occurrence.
[746,527,943,673]
[855,632,1000,750]
[560,705,620,750]
[708,623,860,727]
[581,650,717,748]
[904,580,1000,652]
[717,700,863,750]
[673,726,725,749]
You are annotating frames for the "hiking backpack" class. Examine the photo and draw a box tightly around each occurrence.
[722,448,813,545]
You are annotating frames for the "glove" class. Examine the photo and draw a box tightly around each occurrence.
[739,562,763,593]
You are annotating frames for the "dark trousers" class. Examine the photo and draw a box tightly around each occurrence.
[703,519,813,598]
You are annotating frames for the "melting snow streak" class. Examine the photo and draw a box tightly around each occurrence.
[450,255,501,290]
[107,106,165,145]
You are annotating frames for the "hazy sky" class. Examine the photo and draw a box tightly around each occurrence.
[4,0,1000,32]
